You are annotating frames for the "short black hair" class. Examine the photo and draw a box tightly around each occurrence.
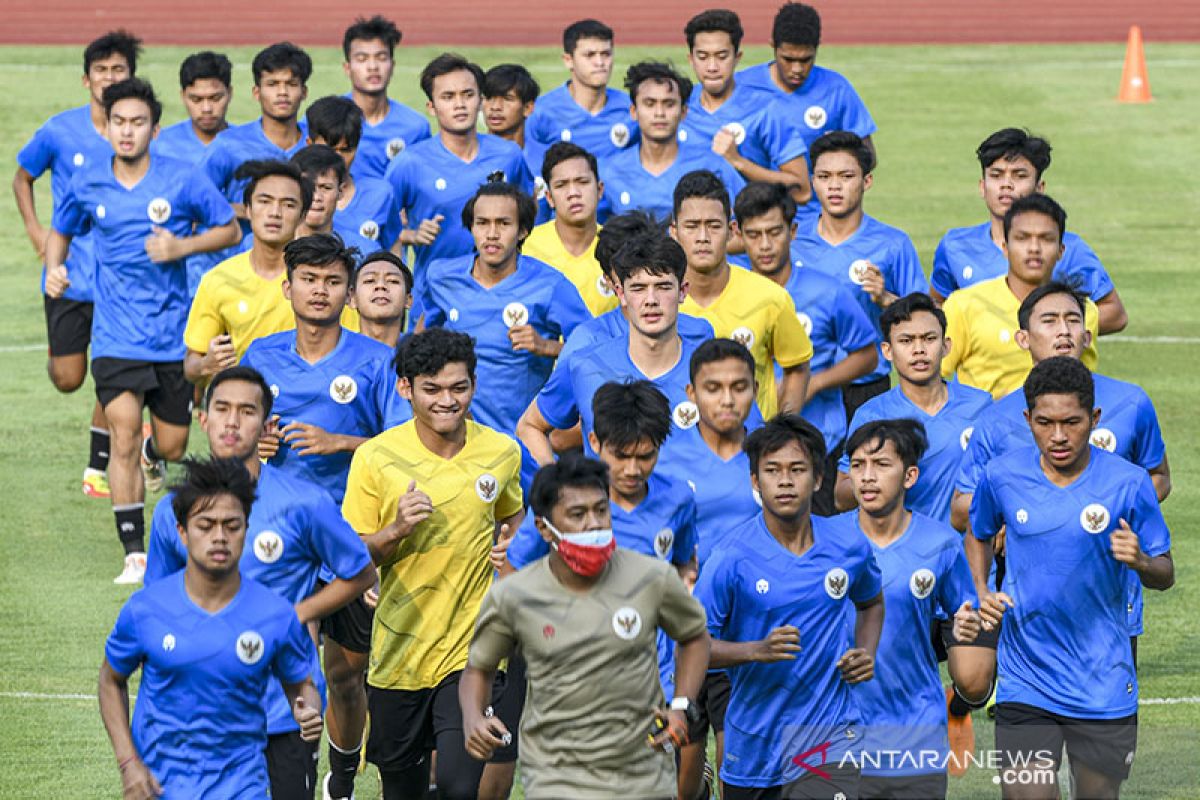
[204,365,274,419]
[625,61,693,104]
[689,337,757,384]
[252,42,312,86]
[673,169,731,221]
[977,128,1052,181]
[530,454,610,518]
[306,95,364,150]
[1024,355,1094,412]
[563,19,614,53]
[541,142,600,186]
[1003,193,1066,243]
[1018,281,1088,331]
[179,51,232,90]
[595,211,664,274]
[84,29,142,75]
[810,130,875,174]
[845,418,929,470]
[343,15,402,60]
[291,144,348,186]
[685,9,744,51]
[611,233,688,286]
[235,159,314,213]
[483,63,540,105]
[772,2,821,49]
[102,78,162,125]
[592,381,672,451]
[879,292,947,340]
[461,177,537,243]
[744,413,827,480]
[283,233,358,281]
[355,250,414,295]
[394,327,477,383]
[170,456,257,524]
[734,181,796,225]
[420,53,484,100]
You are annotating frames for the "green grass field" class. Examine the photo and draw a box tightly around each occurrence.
[1,41,1198,798]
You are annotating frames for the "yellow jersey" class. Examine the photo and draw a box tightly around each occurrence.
[522,221,617,317]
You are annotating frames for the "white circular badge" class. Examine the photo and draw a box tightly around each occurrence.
[612,607,643,640]
[329,375,358,404]
[147,197,172,224]
[502,302,529,328]
[804,105,828,129]
[236,631,265,665]
[253,531,284,564]
[910,568,936,599]
[825,567,849,600]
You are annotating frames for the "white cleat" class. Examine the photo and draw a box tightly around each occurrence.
[114,553,147,585]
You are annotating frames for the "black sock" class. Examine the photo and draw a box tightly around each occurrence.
[142,435,161,464]
[948,691,973,717]
[327,742,361,797]
[114,505,145,555]
[88,427,110,472]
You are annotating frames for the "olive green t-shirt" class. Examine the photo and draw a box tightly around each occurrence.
[468,549,708,799]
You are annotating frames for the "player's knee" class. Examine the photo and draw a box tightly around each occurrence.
[46,363,85,392]
[154,436,188,462]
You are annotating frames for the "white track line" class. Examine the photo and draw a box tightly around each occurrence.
[0,344,43,353]
[1107,335,1200,344]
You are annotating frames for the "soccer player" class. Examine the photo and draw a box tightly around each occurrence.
[46,78,240,583]
[482,63,539,155]
[385,53,533,279]
[143,367,374,799]
[341,15,431,181]
[461,454,711,799]
[13,29,139,498]
[682,10,812,204]
[673,170,813,418]
[290,144,379,256]
[153,51,233,163]
[99,457,322,798]
[967,356,1174,799]
[834,293,993,525]
[350,250,413,349]
[843,418,980,800]
[183,160,311,383]
[696,414,883,799]
[792,131,928,419]
[931,128,1128,334]
[342,327,525,800]
[242,233,403,504]
[942,193,1100,399]
[599,61,744,221]
[737,3,877,154]
[736,181,877,513]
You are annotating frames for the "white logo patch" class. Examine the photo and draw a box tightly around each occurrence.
[236,631,265,665]
[434,178,447,191]
[960,426,975,450]
[533,176,548,202]
[723,121,747,145]
[1080,503,1110,534]
[1091,427,1118,452]
[803,105,828,129]
[237,300,249,315]
[672,401,699,429]
[752,488,763,507]
[619,190,631,206]
[386,138,406,159]
[73,152,85,167]
[559,129,572,142]
[755,578,770,595]
[848,259,871,285]
[730,326,756,350]
[329,375,358,404]
[610,123,630,148]
[448,307,460,322]
[653,528,675,559]
[359,220,380,241]
[161,634,176,652]
[963,265,974,280]
[824,567,850,600]
[998,329,1012,343]
[253,530,284,564]
[796,311,813,335]
[612,606,642,639]
[596,275,614,297]
[475,473,499,502]
[910,568,936,599]
[147,197,171,224]
[677,128,689,143]
[269,384,280,398]
[1016,508,1029,524]
[502,301,529,328]
[96,204,107,220]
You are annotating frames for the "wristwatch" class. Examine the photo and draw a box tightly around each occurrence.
[670,696,701,726]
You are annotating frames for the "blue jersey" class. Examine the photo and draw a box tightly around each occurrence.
[524,83,638,174]
[152,120,212,165]
[52,155,233,362]
[681,86,808,172]
[335,176,402,251]
[846,511,976,777]
[792,214,928,383]
[841,382,992,524]
[559,308,715,360]
[385,133,533,278]
[696,515,882,788]
[971,447,1170,718]
[737,64,877,147]
[931,222,1114,302]
[241,329,406,502]
[347,96,432,182]
[17,105,113,301]
[418,254,591,434]
[597,141,745,223]
[655,426,762,566]
[105,572,314,798]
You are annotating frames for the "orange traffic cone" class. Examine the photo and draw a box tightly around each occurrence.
[1117,25,1152,103]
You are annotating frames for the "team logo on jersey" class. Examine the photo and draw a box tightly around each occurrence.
[755,578,770,595]
[435,178,447,191]
[960,426,975,450]
[502,302,529,328]
[236,631,265,665]
[161,634,176,652]
[1080,503,1110,534]
[612,606,642,640]
[833,793,847,800]
[752,488,763,507]
[619,191,631,206]
[910,568,936,599]
[542,624,556,639]
[962,265,974,280]
[448,308,460,322]
[1016,508,1029,524]
[998,329,1012,343]
[596,275,615,297]
[329,375,358,404]
[73,152,85,166]
[559,129,573,142]
[386,138,406,159]
[269,384,280,398]
[96,204,107,220]
[1090,427,1118,452]
[237,300,249,315]
[359,220,380,241]
[672,401,699,429]
[796,311,813,335]
[147,197,172,224]
[475,473,498,502]
[723,121,747,145]
[533,176,548,202]
[824,567,849,600]
[653,527,675,559]
[731,327,756,350]
[677,128,690,143]
[848,259,871,285]
[610,123,631,148]
[253,530,284,564]
[803,105,828,129]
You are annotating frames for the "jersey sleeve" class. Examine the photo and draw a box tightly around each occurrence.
[378,187,404,250]
[414,273,445,328]
[182,171,236,230]
[17,124,55,178]
[887,237,928,296]
[769,292,814,368]
[342,447,384,536]
[50,175,91,238]
[104,599,146,678]
[369,356,399,435]
[1130,391,1167,470]
[849,541,883,604]
[929,236,957,298]
[505,516,548,570]
[968,468,1003,541]
[467,583,517,671]
[1129,472,1170,558]
[935,539,978,618]
[183,274,223,352]
[694,549,734,640]
[837,405,870,473]
[145,496,186,585]
[548,276,592,340]
[199,141,237,200]
[833,283,878,353]
[758,103,809,169]
[271,611,317,686]
[954,420,993,495]
[306,492,373,580]
[495,445,525,521]
[940,293,968,380]
[534,353,581,430]
[1063,237,1114,301]
[836,80,877,138]
[508,150,535,195]
[656,565,709,643]
[672,495,699,567]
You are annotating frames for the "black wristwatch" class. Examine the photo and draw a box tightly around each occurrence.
[670,696,701,726]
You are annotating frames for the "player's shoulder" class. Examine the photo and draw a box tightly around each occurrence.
[465,419,521,462]
[729,263,791,301]
[648,470,694,506]
[861,213,916,246]
[852,385,902,422]
[128,568,185,609]
[387,97,426,122]
[239,575,298,617]
[604,86,632,106]
[423,253,471,282]
[940,221,989,245]
[41,104,91,133]
[358,420,413,459]
[613,547,675,580]
[261,462,334,504]
[985,445,1040,483]
[354,175,395,201]
[950,380,994,409]
[949,274,1005,307]
[156,119,193,140]
[479,132,523,159]
[1094,372,1150,405]
[908,510,963,551]
[151,153,196,177]
[343,328,394,359]
[1088,445,1147,481]
[818,511,871,552]
[243,328,294,355]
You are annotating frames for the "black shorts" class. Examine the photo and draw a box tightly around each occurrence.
[723,764,860,800]
[265,730,318,800]
[859,771,947,799]
[933,615,1000,663]
[320,589,374,654]
[843,374,890,426]
[994,702,1137,782]
[43,295,93,357]
[91,357,192,425]
[687,670,732,743]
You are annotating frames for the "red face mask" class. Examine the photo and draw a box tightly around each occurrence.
[545,520,616,577]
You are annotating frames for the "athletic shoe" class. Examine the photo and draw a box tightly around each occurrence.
[946,687,974,776]
[323,773,354,800]
[114,553,147,585]
[140,423,167,493]
[82,468,111,499]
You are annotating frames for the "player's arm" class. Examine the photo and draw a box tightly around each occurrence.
[777,360,810,415]
[806,344,877,402]
[833,469,856,512]
[294,564,375,625]
[279,422,368,457]
[1111,516,1174,590]
[708,626,801,668]
[42,228,74,298]
[361,480,433,565]
[516,400,558,467]
[837,592,883,683]
[12,166,49,259]
[1094,288,1129,335]
[98,659,162,800]
[950,490,972,533]
[461,587,515,760]
[281,678,324,742]
[1149,456,1171,502]
[144,217,241,264]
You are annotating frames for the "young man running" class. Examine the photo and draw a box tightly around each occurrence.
[291,144,380,255]
[153,51,233,164]
[350,250,412,349]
